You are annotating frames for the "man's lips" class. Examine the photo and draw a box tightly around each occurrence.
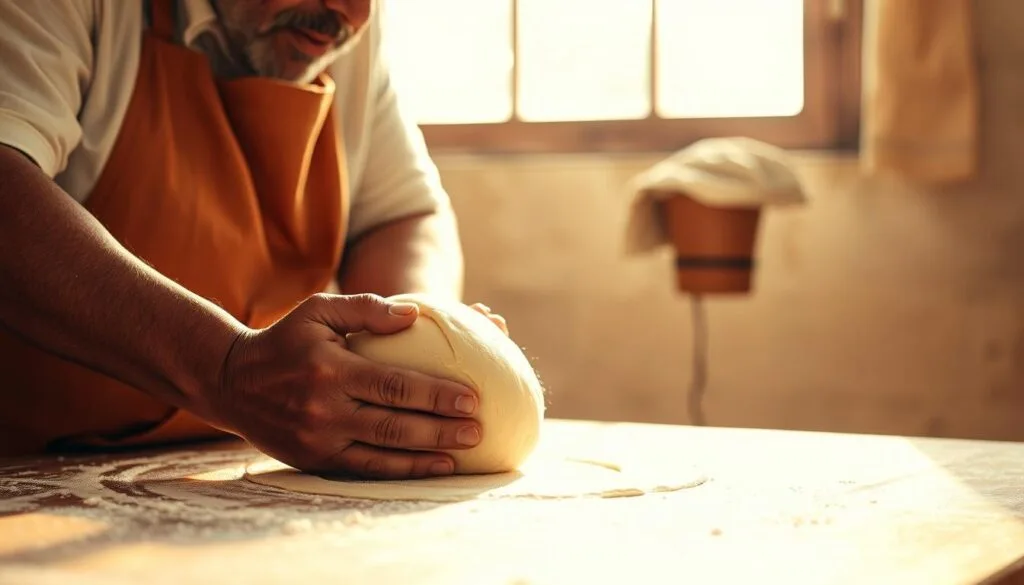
[295,27,335,44]
[282,27,337,58]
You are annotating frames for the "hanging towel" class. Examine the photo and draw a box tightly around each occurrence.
[861,0,979,184]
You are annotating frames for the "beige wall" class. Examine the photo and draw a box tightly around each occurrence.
[433,0,1024,441]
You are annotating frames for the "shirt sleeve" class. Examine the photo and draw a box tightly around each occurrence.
[345,7,453,241]
[0,0,93,177]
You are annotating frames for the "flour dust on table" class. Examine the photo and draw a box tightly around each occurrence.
[244,455,707,502]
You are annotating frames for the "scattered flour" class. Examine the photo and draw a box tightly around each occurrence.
[282,518,314,535]
[0,446,447,552]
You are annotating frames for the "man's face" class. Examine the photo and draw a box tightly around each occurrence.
[213,0,372,83]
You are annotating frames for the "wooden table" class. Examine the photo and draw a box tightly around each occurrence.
[1,419,1023,585]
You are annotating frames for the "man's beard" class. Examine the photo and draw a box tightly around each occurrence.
[244,28,352,83]
[218,4,355,84]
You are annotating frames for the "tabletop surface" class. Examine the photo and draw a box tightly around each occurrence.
[1,418,1023,585]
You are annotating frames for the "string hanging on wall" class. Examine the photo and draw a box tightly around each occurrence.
[686,294,709,426]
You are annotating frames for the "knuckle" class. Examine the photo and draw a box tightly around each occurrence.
[433,422,445,448]
[371,414,405,447]
[296,293,336,323]
[348,293,384,310]
[296,399,330,431]
[427,384,442,413]
[345,364,375,393]
[373,371,409,406]
[305,292,333,310]
[304,357,335,386]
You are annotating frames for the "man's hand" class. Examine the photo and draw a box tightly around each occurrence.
[209,294,482,480]
[469,302,509,335]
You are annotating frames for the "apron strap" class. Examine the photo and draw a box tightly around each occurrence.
[149,0,177,42]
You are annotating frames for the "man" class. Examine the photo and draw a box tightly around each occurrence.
[0,0,505,480]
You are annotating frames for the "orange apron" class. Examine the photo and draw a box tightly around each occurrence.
[0,0,348,456]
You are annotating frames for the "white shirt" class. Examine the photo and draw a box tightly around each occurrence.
[0,0,449,240]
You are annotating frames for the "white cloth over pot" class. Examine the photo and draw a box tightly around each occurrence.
[624,137,807,254]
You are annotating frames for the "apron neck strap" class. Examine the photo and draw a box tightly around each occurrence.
[150,0,177,42]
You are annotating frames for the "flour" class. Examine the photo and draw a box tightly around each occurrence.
[0,445,446,549]
[282,518,314,535]
[245,454,707,502]
[0,436,712,582]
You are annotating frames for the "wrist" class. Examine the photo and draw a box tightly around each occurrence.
[171,307,251,425]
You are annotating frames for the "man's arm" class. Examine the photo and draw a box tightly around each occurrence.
[0,145,243,421]
[0,2,244,424]
[0,145,485,475]
[339,207,463,299]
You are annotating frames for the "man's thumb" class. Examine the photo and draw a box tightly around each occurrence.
[309,293,419,335]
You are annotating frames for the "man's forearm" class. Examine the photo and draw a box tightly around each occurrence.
[338,208,464,300]
[0,146,246,422]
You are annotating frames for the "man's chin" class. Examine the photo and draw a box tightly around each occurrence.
[253,54,336,85]
[243,28,359,83]
[275,61,321,84]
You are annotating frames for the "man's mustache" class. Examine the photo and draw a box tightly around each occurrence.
[260,9,349,43]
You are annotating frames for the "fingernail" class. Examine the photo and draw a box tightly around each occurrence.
[454,394,477,414]
[477,303,491,312]
[457,426,481,446]
[388,303,417,315]
[430,461,454,475]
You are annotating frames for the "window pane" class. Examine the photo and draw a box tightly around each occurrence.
[381,0,514,124]
[517,0,651,122]
[655,0,804,118]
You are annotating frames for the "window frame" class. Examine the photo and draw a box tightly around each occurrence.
[403,0,863,154]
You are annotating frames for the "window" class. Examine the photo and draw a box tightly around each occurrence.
[381,0,862,153]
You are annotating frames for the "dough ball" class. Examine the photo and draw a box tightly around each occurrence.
[344,294,545,474]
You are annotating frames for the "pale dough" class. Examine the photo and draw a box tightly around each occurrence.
[244,456,707,502]
[251,295,709,501]
[345,293,546,474]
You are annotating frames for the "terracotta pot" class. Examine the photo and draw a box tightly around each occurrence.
[662,194,762,294]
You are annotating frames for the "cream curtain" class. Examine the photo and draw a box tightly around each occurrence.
[861,0,979,184]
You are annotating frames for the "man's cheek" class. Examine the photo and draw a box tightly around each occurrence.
[331,0,372,31]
